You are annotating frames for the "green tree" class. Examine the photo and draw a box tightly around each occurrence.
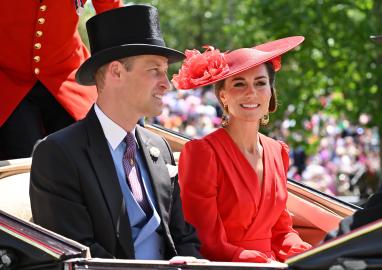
[80,0,382,161]
[133,0,381,153]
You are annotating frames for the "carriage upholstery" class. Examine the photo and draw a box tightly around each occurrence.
[0,155,349,247]
[0,158,32,221]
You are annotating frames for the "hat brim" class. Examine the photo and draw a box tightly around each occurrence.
[76,44,185,86]
[220,36,305,83]
[370,35,382,44]
[180,36,304,89]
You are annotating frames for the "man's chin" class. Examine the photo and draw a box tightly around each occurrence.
[146,109,163,118]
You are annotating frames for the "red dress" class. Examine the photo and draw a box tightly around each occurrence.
[178,128,310,262]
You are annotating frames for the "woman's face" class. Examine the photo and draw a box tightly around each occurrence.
[219,64,271,124]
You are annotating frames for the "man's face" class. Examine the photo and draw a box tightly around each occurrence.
[120,55,171,118]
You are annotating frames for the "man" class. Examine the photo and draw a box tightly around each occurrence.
[0,0,122,160]
[325,187,382,239]
[325,34,382,240]
[30,5,201,260]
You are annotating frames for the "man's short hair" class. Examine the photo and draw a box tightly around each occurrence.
[94,56,135,90]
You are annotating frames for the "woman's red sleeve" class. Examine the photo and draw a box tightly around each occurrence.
[178,140,243,261]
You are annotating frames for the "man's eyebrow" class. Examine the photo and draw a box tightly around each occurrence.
[145,61,161,67]
[146,59,168,66]
[146,61,168,70]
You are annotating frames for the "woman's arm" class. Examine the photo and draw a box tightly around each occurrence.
[178,140,243,261]
[271,141,311,262]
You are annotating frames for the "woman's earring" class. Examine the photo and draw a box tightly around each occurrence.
[260,114,269,126]
[221,104,229,127]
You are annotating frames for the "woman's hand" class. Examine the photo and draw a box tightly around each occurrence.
[287,242,312,257]
[237,249,270,263]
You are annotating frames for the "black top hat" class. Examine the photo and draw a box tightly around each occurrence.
[370,35,382,44]
[76,5,185,86]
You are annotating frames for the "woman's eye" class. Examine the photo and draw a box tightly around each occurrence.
[255,81,267,86]
[233,82,245,87]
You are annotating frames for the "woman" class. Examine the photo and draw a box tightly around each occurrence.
[172,36,311,263]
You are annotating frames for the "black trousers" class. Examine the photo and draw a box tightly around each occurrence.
[0,81,75,160]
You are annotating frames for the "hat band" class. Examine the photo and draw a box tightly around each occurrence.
[91,38,166,55]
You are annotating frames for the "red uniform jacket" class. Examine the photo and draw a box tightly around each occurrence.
[179,129,311,262]
[0,0,122,126]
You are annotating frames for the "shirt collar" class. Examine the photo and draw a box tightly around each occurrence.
[94,104,136,151]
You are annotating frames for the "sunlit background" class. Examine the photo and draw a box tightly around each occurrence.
[79,0,382,205]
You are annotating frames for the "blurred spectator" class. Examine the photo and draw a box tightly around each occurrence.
[149,86,221,138]
[290,146,307,176]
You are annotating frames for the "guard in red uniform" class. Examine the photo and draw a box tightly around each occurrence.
[0,0,122,159]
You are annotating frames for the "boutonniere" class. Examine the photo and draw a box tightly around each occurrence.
[166,164,178,178]
[149,146,160,160]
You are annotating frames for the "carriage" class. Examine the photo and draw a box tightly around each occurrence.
[1,125,381,270]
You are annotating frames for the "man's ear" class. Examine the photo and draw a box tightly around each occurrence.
[108,61,123,81]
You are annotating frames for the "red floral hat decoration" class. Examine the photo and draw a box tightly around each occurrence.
[172,36,304,90]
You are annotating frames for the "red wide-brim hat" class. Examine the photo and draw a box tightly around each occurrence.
[172,36,304,90]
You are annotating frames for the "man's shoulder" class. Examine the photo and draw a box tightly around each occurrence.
[46,119,87,144]
[33,119,89,157]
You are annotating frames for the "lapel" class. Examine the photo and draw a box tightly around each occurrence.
[256,134,272,212]
[84,107,134,258]
[209,129,260,207]
[135,126,173,230]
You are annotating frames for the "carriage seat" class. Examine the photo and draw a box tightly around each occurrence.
[0,158,32,221]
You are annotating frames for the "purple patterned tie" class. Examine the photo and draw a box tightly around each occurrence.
[123,132,152,216]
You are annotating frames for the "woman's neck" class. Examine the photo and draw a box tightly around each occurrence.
[224,120,261,154]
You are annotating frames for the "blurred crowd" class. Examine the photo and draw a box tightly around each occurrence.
[149,87,223,138]
[147,87,381,204]
[285,113,381,203]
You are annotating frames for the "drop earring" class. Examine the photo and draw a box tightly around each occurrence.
[221,104,229,127]
[260,114,269,126]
